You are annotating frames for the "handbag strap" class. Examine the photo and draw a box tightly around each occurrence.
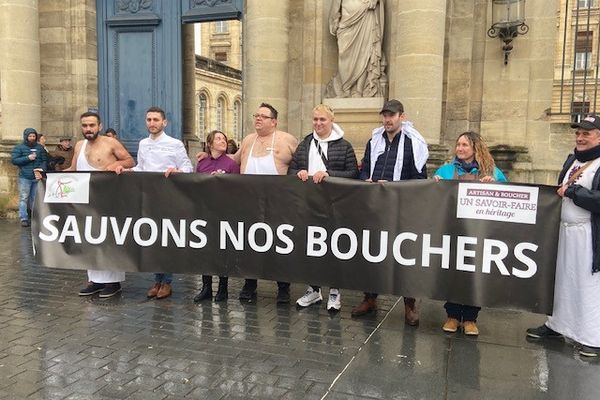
[313,138,329,169]
[566,160,593,186]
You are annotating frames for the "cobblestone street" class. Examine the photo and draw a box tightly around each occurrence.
[1,219,599,399]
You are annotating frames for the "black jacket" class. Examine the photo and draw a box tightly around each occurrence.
[561,154,600,273]
[288,133,359,179]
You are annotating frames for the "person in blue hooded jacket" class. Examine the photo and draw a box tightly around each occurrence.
[11,128,47,227]
[433,131,507,336]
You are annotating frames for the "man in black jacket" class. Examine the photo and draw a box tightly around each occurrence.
[288,104,358,311]
[526,114,600,358]
[350,99,429,326]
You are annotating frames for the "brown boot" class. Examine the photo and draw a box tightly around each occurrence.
[404,297,419,326]
[147,283,161,298]
[156,283,172,299]
[351,296,377,317]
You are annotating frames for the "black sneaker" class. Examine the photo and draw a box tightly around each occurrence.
[579,345,600,358]
[99,283,122,298]
[526,324,562,339]
[239,281,257,302]
[79,282,105,296]
[20,220,30,227]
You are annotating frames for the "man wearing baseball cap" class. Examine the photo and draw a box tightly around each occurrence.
[350,99,429,326]
[526,114,600,357]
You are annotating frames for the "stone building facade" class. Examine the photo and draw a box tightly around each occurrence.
[0,0,580,214]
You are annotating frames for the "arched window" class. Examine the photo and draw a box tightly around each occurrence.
[199,93,208,140]
[217,97,225,131]
[233,100,242,140]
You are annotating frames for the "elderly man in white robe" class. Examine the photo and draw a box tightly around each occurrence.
[527,115,600,358]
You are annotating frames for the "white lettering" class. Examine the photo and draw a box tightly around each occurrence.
[512,242,538,278]
[39,215,60,241]
[392,232,417,266]
[189,219,208,248]
[248,222,273,253]
[307,226,328,257]
[276,224,294,255]
[58,215,82,243]
[162,219,186,248]
[482,239,510,276]
[110,217,132,245]
[362,230,388,263]
[132,218,158,247]
[422,234,450,269]
[220,221,244,250]
[84,216,107,245]
[456,236,477,272]
[331,228,358,260]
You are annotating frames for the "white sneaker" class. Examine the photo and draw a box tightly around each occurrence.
[327,288,341,311]
[296,286,322,307]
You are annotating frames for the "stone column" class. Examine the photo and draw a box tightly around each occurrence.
[0,0,41,140]
[244,0,290,132]
[391,0,447,144]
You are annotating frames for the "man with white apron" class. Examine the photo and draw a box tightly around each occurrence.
[232,103,299,303]
[66,111,135,297]
[527,115,600,358]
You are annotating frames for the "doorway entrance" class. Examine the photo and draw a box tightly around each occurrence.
[96,0,243,153]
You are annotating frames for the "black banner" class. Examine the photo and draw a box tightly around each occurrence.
[33,172,561,313]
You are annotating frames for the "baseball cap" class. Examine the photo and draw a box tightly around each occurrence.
[380,99,404,114]
[571,115,600,130]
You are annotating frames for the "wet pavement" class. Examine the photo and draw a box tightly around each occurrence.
[1,218,600,400]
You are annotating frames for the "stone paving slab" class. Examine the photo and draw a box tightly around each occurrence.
[1,219,600,399]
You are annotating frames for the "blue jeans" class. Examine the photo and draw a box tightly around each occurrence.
[155,273,173,284]
[19,177,37,221]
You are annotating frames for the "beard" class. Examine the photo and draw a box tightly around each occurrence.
[83,131,99,141]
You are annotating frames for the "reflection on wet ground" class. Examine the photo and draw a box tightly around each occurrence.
[1,219,599,399]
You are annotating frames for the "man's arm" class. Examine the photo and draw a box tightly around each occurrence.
[176,142,193,173]
[11,146,32,167]
[564,184,600,213]
[106,141,134,171]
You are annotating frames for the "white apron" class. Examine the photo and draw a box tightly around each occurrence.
[546,157,600,347]
[77,140,126,284]
[245,133,278,175]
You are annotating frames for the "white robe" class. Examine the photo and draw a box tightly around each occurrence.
[546,157,600,347]
[76,140,126,284]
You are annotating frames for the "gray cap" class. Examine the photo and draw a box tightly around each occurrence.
[380,99,404,114]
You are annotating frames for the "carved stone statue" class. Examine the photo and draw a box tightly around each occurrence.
[326,0,387,98]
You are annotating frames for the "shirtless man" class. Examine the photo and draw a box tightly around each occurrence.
[199,102,298,303]
[237,103,297,303]
[68,111,135,297]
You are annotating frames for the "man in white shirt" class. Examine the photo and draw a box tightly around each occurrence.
[116,106,193,299]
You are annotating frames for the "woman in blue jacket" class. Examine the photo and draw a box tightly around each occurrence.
[433,131,507,336]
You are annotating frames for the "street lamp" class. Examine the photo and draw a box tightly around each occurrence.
[487,0,529,65]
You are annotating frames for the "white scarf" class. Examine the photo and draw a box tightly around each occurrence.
[368,121,429,181]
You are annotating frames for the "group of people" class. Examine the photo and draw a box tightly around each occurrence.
[13,98,600,358]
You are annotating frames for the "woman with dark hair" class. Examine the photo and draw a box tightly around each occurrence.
[194,130,240,302]
[433,131,507,336]
[226,139,238,154]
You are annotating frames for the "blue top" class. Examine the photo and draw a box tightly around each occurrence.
[434,158,507,182]
[11,128,47,180]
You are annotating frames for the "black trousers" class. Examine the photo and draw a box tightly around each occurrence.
[444,302,481,322]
